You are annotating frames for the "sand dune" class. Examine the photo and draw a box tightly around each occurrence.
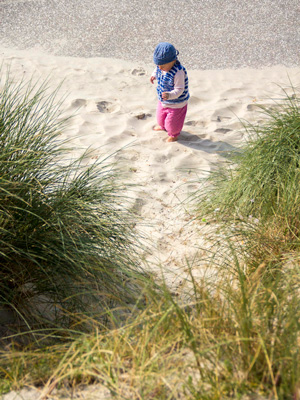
[1,45,300,286]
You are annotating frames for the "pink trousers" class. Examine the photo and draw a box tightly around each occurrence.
[156,102,187,138]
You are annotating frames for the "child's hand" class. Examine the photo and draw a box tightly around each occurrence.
[150,76,156,84]
[162,92,169,100]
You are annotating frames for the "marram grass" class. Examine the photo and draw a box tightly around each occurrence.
[197,91,300,220]
[0,73,147,334]
[196,89,300,265]
[0,258,299,399]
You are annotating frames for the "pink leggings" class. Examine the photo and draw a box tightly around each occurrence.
[156,102,187,138]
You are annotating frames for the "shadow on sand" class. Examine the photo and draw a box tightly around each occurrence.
[178,130,240,158]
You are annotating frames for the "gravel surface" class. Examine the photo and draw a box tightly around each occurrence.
[0,0,299,69]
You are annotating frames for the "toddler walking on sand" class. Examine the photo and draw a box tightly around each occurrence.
[150,42,189,142]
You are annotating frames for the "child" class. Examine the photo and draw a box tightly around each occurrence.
[150,42,189,142]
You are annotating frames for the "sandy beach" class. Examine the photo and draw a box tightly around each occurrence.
[1,44,299,288]
[1,43,300,398]
[1,1,300,397]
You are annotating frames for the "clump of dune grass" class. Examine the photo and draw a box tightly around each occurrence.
[196,89,300,264]
[0,72,147,335]
[198,90,300,217]
[1,256,299,399]
[184,87,300,397]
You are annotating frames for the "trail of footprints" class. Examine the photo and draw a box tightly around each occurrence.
[67,77,269,148]
[63,83,274,268]
[66,88,269,161]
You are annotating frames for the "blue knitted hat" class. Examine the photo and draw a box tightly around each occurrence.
[153,42,179,65]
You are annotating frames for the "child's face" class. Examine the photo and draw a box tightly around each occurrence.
[158,60,176,72]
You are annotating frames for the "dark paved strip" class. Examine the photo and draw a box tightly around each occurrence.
[0,0,299,69]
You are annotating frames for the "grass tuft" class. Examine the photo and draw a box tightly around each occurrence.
[0,73,147,336]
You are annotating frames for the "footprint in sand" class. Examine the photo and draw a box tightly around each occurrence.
[246,103,274,112]
[211,108,236,121]
[130,197,146,213]
[71,99,87,108]
[221,120,244,130]
[153,154,170,163]
[214,128,232,134]
[96,101,119,113]
[185,120,209,128]
[134,112,152,120]
[247,104,261,112]
[126,150,140,161]
[131,67,146,76]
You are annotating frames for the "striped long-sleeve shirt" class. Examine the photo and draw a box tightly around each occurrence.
[152,61,189,108]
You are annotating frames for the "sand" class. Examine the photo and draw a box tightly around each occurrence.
[1,44,300,287]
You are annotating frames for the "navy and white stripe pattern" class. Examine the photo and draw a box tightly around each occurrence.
[156,61,189,105]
